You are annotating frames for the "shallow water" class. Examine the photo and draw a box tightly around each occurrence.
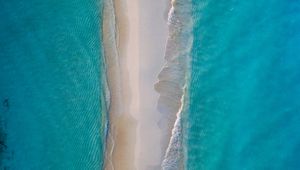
[0,0,106,169]
[184,0,300,169]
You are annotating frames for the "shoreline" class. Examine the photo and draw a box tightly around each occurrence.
[102,0,137,169]
[156,0,194,169]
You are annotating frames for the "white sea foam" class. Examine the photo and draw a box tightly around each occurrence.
[155,0,193,169]
[161,91,185,170]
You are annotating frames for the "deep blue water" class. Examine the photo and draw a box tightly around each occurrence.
[0,0,106,169]
[185,0,300,169]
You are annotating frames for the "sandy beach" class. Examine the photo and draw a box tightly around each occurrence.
[103,0,170,169]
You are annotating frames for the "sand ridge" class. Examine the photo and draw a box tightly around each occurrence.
[103,0,169,169]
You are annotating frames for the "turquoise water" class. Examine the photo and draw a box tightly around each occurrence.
[185,0,300,169]
[0,0,106,169]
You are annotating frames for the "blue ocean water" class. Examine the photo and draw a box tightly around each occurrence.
[185,0,300,169]
[0,0,106,169]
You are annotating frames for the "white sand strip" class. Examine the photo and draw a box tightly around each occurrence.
[103,0,169,169]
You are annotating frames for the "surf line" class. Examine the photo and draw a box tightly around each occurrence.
[155,0,194,169]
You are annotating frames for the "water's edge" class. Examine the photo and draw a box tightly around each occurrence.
[154,0,193,169]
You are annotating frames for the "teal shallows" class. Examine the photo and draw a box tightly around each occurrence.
[0,0,106,169]
[185,0,300,169]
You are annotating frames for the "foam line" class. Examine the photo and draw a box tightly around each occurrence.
[154,0,193,169]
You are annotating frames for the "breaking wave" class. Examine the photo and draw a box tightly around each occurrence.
[154,0,193,169]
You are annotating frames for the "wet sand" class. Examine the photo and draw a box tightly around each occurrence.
[102,0,138,169]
